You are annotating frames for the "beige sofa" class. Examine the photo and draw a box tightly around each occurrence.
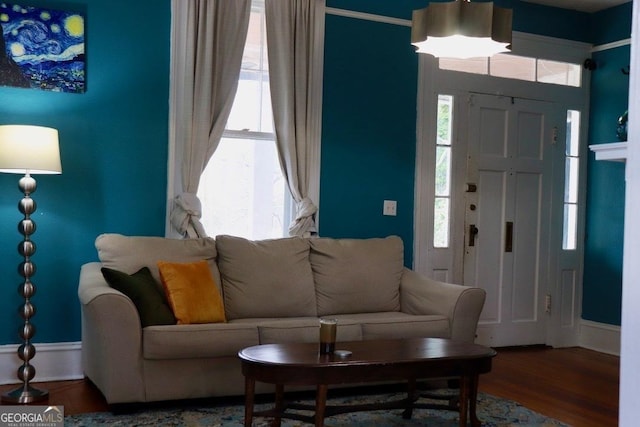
[78,233,485,405]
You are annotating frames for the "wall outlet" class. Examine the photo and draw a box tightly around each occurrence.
[383,200,397,216]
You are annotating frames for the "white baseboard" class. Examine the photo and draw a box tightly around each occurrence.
[0,342,83,385]
[578,320,621,356]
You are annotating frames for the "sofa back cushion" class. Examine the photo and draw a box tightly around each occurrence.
[216,235,317,320]
[310,236,404,316]
[95,233,221,290]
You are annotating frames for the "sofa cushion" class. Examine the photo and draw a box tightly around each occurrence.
[216,235,317,320]
[101,267,176,327]
[310,236,404,316]
[158,260,226,325]
[143,323,259,359]
[95,233,221,289]
[332,312,450,340]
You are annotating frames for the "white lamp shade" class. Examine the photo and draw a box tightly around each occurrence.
[413,35,510,59]
[412,0,512,59]
[0,125,62,174]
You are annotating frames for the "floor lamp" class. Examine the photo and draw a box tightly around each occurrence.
[0,125,62,404]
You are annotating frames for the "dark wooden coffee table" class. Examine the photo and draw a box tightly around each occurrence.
[238,337,496,427]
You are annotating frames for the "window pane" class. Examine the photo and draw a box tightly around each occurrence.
[439,57,488,75]
[490,54,535,81]
[434,197,450,248]
[225,1,273,133]
[244,1,267,71]
[564,157,579,204]
[538,59,581,87]
[566,110,580,156]
[563,204,578,250]
[437,95,453,145]
[435,146,451,196]
[226,70,273,133]
[198,137,286,240]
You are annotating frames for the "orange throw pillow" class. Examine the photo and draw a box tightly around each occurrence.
[157,260,226,324]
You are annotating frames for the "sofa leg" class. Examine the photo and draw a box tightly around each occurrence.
[109,402,140,415]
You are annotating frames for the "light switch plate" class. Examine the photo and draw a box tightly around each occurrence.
[383,200,397,216]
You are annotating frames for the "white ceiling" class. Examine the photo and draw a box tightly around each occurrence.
[523,0,631,12]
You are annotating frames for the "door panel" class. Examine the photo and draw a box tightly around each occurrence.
[472,170,507,323]
[465,94,555,347]
[512,172,541,321]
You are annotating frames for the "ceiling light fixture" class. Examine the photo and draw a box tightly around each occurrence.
[411,0,513,59]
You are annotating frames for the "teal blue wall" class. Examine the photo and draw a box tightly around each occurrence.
[0,0,629,344]
[0,0,170,345]
[582,3,632,326]
[320,14,418,267]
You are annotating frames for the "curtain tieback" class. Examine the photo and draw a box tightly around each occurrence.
[289,197,317,237]
[295,197,317,220]
[170,193,206,238]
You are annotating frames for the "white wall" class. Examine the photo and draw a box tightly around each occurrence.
[619,0,640,424]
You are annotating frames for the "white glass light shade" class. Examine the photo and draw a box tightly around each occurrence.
[412,0,512,59]
[0,125,62,174]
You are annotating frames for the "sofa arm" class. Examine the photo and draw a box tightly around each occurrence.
[400,268,486,343]
[78,262,146,404]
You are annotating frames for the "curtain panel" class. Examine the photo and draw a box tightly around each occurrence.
[169,0,251,238]
[265,0,325,237]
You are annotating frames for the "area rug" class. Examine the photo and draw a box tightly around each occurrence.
[65,391,568,426]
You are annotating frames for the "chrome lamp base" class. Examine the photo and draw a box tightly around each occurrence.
[1,384,49,404]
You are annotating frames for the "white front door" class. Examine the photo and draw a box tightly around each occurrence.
[463,93,560,347]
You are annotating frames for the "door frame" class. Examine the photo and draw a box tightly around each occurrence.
[413,32,592,347]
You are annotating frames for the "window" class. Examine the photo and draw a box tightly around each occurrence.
[197,0,291,240]
[563,110,581,250]
[434,95,454,248]
[538,59,581,87]
[439,54,582,88]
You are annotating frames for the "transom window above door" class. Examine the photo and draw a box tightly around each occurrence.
[439,54,582,88]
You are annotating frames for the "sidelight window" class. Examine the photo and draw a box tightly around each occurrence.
[434,95,454,248]
[563,110,581,250]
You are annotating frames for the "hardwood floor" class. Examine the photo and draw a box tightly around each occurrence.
[0,346,619,425]
[479,346,620,427]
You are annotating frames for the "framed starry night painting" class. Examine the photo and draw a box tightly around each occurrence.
[0,2,85,93]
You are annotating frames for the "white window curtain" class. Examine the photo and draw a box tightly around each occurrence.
[169,0,251,238]
[265,0,325,237]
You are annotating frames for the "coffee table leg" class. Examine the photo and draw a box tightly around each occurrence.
[459,375,469,427]
[315,384,328,427]
[403,378,416,419]
[244,377,255,427]
[469,373,481,427]
[272,384,284,427]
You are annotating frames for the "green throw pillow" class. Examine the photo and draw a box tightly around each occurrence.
[101,267,176,327]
